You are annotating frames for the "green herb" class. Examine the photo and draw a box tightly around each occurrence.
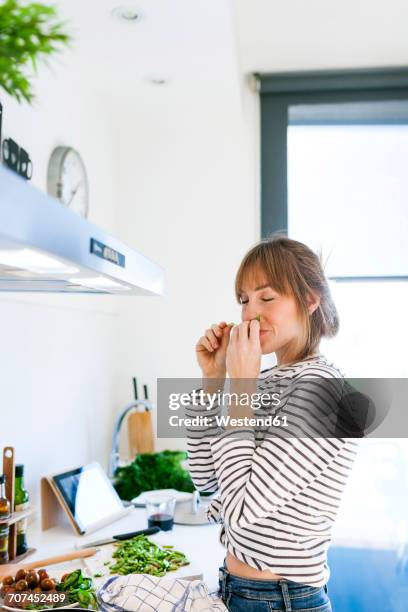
[113,450,194,501]
[56,569,97,610]
[254,315,261,322]
[93,571,103,578]
[0,0,71,103]
[108,534,189,577]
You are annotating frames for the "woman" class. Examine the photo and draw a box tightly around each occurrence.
[186,235,358,611]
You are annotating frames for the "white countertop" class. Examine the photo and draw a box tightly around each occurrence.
[26,506,226,593]
[24,503,399,600]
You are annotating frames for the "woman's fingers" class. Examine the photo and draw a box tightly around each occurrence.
[210,325,222,341]
[230,321,260,346]
[204,321,230,349]
[229,323,238,342]
[197,335,215,353]
[249,319,260,346]
[219,323,232,347]
[205,328,220,349]
[211,322,227,339]
[234,321,249,342]
[197,322,231,354]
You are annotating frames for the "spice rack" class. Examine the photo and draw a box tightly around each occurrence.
[1,446,35,563]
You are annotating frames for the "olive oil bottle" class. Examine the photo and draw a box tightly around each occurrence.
[14,464,29,555]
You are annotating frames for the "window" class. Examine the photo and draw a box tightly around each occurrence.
[260,68,408,281]
[259,69,408,566]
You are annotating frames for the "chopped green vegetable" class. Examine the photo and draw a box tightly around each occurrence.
[56,569,97,610]
[103,560,110,566]
[108,534,190,577]
[113,450,195,501]
[93,571,103,578]
[254,315,261,322]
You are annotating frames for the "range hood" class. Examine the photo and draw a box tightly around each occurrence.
[0,166,164,294]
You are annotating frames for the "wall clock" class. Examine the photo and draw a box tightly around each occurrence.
[47,146,89,218]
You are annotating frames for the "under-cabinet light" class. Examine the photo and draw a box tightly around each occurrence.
[0,249,79,275]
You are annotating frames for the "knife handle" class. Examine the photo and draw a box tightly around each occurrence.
[113,527,160,540]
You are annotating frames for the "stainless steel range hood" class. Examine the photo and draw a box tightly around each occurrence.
[0,166,164,294]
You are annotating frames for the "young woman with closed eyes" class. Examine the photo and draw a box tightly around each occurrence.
[187,234,358,612]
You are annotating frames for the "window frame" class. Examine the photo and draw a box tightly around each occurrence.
[259,67,408,281]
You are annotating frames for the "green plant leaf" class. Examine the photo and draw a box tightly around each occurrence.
[0,0,71,103]
[113,450,195,501]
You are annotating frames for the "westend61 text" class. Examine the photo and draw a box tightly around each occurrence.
[168,414,288,427]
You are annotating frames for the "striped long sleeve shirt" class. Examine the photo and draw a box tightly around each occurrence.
[186,355,359,587]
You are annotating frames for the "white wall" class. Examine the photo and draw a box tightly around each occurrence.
[114,80,260,453]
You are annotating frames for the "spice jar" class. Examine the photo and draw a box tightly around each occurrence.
[0,523,9,564]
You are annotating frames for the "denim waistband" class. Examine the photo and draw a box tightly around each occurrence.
[218,563,326,611]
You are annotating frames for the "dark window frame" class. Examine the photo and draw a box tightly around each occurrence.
[259,67,408,281]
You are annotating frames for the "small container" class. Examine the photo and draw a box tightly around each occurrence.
[0,523,9,564]
[0,475,11,519]
[144,493,176,531]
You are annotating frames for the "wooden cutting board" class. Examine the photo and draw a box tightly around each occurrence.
[82,537,203,585]
[128,410,155,456]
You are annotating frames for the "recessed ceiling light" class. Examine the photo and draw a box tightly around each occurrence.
[111,6,142,22]
[145,75,169,86]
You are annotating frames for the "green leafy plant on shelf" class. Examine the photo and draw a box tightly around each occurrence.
[0,0,71,103]
[113,450,195,501]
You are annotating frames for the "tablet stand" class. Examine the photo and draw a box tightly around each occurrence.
[41,474,81,534]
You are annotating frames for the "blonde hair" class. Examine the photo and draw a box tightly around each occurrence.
[235,233,339,363]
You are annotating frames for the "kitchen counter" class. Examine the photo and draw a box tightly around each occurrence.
[26,506,225,593]
[15,506,406,612]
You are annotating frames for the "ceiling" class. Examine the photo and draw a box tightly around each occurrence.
[56,0,240,100]
[50,0,408,108]
[232,0,408,74]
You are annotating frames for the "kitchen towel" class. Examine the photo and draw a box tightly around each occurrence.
[97,574,228,612]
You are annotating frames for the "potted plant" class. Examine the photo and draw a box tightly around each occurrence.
[0,0,70,103]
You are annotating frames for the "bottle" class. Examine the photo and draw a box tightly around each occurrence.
[14,464,29,555]
[0,475,11,519]
[0,524,9,564]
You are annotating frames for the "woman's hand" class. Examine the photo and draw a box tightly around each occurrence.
[226,319,261,379]
[195,321,233,378]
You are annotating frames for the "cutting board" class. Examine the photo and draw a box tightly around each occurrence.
[128,411,155,456]
[82,533,203,585]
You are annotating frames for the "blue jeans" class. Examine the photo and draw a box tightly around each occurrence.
[218,564,332,611]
